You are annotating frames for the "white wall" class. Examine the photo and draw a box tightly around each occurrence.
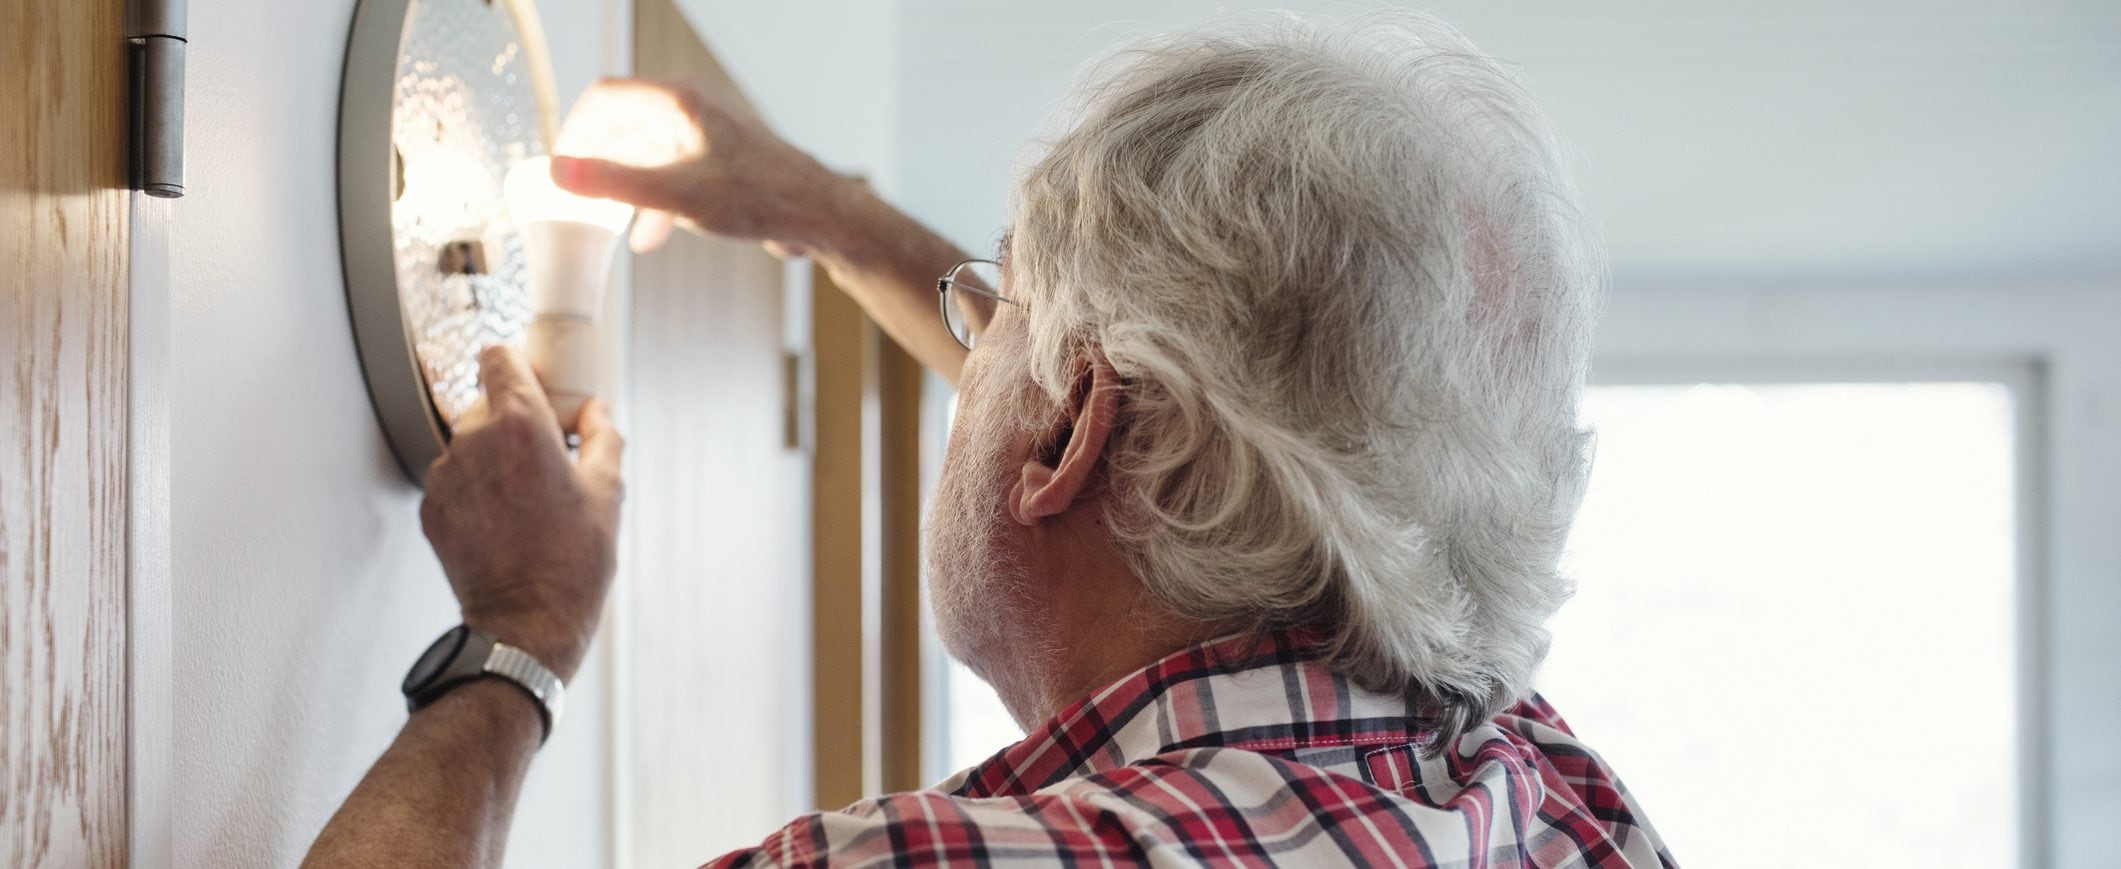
[672,0,900,192]
[172,2,619,866]
[172,1,900,864]
[892,0,2121,281]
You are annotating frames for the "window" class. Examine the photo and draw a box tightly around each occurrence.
[941,656,1022,774]
[1542,381,2021,868]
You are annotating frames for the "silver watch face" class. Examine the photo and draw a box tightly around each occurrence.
[404,625,469,693]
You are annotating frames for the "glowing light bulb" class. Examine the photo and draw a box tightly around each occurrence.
[399,147,492,235]
[503,155,633,429]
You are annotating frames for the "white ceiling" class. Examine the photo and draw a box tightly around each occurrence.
[890,0,2121,285]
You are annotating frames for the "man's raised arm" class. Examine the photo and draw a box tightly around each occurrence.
[549,78,978,384]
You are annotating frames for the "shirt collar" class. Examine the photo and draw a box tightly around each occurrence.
[943,630,1436,798]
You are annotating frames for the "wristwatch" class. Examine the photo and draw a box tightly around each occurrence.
[402,624,565,745]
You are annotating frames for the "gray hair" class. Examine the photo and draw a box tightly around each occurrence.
[1008,13,1603,745]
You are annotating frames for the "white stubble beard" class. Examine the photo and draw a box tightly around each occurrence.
[924,362,1049,726]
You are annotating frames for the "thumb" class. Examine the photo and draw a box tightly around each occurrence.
[551,156,688,214]
[575,398,627,481]
[477,345,548,413]
[629,209,677,253]
[762,239,810,260]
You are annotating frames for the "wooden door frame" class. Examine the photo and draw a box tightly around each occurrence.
[809,265,929,808]
[876,319,926,794]
[1,0,143,865]
[127,194,174,869]
[808,265,871,808]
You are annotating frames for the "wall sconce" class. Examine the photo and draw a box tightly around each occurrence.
[338,0,561,482]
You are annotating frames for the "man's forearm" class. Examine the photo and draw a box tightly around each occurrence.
[805,181,977,385]
[302,679,544,869]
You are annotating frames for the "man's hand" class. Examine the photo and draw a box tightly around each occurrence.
[549,76,981,384]
[420,345,625,682]
[549,77,852,258]
[306,346,623,869]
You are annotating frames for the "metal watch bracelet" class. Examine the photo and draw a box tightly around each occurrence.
[404,625,566,746]
[482,640,565,743]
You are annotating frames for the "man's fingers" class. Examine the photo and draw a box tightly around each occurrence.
[575,398,627,481]
[453,395,493,435]
[630,210,676,253]
[477,345,535,398]
[762,239,810,261]
[551,156,687,213]
[477,344,558,421]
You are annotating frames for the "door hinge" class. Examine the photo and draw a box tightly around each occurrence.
[128,0,187,198]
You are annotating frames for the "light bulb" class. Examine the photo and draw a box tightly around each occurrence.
[503,155,633,429]
[399,147,492,235]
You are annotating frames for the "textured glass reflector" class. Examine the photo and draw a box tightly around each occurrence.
[390,0,545,428]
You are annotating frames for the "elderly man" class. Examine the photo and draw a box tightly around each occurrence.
[307,15,1671,868]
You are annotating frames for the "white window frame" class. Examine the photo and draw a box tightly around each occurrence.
[1594,280,2121,869]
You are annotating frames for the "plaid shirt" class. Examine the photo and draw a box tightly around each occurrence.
[708,631,1673,867]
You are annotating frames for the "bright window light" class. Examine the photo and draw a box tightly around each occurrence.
[1543,382,2019,868]
[943,656,1021,774]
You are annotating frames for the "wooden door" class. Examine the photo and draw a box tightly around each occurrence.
[619,1,932,861]
[622,0,806,862]
[1,0,134,867]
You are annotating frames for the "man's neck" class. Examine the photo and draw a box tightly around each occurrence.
[997,512,1235,729]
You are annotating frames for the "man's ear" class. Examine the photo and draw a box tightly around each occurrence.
[1009,355,1122,526]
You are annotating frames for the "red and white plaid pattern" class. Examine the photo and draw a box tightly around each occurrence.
[707,631,1673,867]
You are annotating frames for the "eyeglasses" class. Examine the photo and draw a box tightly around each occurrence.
[936,258,1022,351]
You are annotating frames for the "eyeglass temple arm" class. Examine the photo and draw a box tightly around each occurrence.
[940,278,1021,307]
